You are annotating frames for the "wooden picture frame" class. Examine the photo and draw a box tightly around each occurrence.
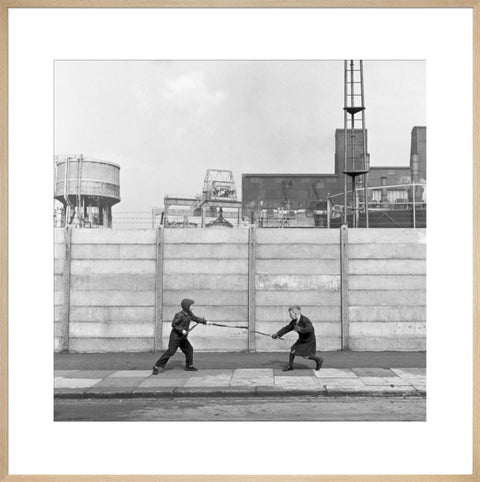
[0,1,478,480]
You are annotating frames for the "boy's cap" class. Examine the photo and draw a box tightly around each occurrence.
[181,298,195,311]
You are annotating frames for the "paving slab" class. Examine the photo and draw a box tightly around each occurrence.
[319,378,366,388]
[230,376,274,386]
[392,368,426,378]
[139,377,188,388]
[352,368,395,377]
[274,376,320,388]
[61,370,115,379]
[185,375,232,387]
[55,378,102,389]
[190,369,234,377]
[233,368,273,377]
[108,370,152,378]
[94,377,144,388]
[359,376,413,386]
[314,368,356,378]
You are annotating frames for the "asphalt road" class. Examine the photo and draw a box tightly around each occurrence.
[54,396,426,421]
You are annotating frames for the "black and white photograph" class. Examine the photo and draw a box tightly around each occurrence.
[53,59,426,421]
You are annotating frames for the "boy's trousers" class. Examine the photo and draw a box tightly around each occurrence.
[155,332,194,368]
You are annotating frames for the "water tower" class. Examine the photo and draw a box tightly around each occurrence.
[54,155,120,228]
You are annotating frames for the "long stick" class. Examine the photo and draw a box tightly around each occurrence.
[208,322,285,340]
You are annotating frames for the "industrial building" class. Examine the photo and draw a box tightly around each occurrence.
[242,126,426,228]
[54,155,120,228]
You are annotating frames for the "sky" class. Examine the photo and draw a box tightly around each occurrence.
[54,60,425,214]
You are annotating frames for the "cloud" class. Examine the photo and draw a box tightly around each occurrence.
[161,71,227,112]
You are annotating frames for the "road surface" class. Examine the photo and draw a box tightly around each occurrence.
[55,396,426,421]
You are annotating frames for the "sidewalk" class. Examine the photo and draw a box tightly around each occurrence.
[54,351,426,399]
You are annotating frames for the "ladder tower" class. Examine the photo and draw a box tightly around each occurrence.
[343,60,369,228]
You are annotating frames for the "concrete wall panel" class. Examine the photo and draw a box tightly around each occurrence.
[164,244,248,259]
[72,229,156,244]
[349,306,426,322]
[54,258,64,274]
[256,274,340,292]
[256,259,340,275]
[349,290,426,306]
[163,290,247,306]
[54,306,62,322]
[256,290,340,306]
[349,243,426,259]
[72,244,156,260]
[349,275,426,290]
[348,228,426,244]
[164,229,248,244]
[70,322,154,338]
[256,229,339,244]
[70,290,155,307]
[69,337,154,353]
[256,244,339,259]
[164,274,247,291]
[71,259,156,275]
[350,321,426,337]
[164,259,247,275]
[350,337,426,351]
[54,228,65,244]
[54,275,63,292]
[350,259,426,275]
[70,306,155,323]
[71,274,155,291]
[54,243,64,259]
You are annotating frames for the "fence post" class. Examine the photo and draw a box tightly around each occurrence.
[154,226,164,352]
[412,182,416,229]
[340,225,350,351]
[248,225,256,352]
[327,194,331,229]
[60,226,72,352]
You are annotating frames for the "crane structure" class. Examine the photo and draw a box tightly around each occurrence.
[343,60,370,228]
[202,169,237,201]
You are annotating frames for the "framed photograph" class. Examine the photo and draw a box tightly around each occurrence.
[1,1,478,480]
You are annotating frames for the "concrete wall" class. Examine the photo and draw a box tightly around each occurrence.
[348,229,426,350]
[54,227,426,353]
[254,229,341,351]
[55,229,157,352]
[162,229,249,352]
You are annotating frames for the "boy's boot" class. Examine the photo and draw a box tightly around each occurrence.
[282,352,295,371]
[309,355,324,371]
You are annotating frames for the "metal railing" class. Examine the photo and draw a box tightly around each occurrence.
[328,182,426,228]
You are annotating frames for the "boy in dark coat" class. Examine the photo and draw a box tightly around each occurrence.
[272,305,324,372]
[152,298,210,374]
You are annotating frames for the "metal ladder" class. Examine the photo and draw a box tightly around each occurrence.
[343,60,369,228]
